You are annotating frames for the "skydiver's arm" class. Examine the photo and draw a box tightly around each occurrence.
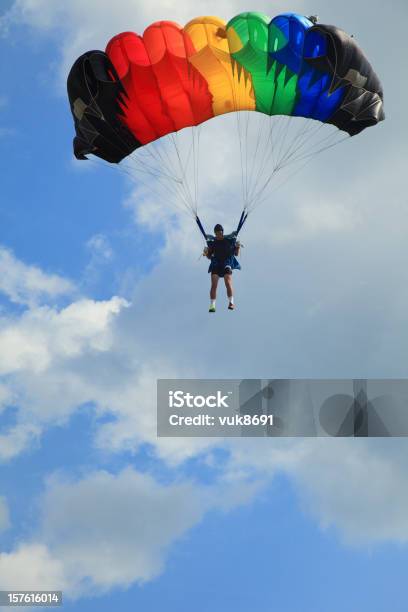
[234,241,241,256]
[205,244,214,259]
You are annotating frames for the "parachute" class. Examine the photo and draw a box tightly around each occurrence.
[67,12,384,237]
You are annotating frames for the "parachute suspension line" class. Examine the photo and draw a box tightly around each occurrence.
[192,128,197,211]
[273,115,294,167]
[122,142,186,185]
[174,27,201,218]
[126,145,195,215]
[230,64,248,211]
[140,140,178,180]
[236,111,247,209]
[192,125,201,216]
[168,125,202,219]
[245,118,341,212]
[113,128,198,216]
[119,159,178,183]
[255,117,317,191]
[169,132,197,216]
[195,128,200,212]
[244,109,251,206]
[144,136,200,213]
[282,119,328,163]
[246,114,280,207]
[177,135,195,181]
[250,133,351,213]
[268,115,285,169]
[87,154,195,219]
[78,90,185,192]
[175,132,195,212]
[255,158,322,210]
[150,137,186,187]
[82,88,194,198]
[244,114,283,210]
[195,126,202,214]
[77,114,195,216]
[261,116,283,173]
[274,115,294,171]
[242,111,280,221]
[118,157,193,215]
[242,110,254,212]
[281,132,350,168]
[178,127,200,217]
[119,137,199,216]
[274,119,324,171]
[274,123,344,173]
[81,86,203,223]
[247,111,268,201]
[254,158,316,210]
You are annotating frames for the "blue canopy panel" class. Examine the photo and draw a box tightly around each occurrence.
[294,28,346,121]
[268,13,313,75]
[294,73,345,122]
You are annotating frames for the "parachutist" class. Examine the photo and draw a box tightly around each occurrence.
[308,15,319,24]
[205,224,241,312]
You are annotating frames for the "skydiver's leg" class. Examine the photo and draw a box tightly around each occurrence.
[224,273,234,309]
[210,274,219,300]
[209,274,219,312]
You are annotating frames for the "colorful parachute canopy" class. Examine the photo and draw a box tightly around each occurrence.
[67,12,384,163]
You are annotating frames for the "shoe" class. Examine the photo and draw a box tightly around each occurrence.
[228,303,235,310]
[209,305,216,313]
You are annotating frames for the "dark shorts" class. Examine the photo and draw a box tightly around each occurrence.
[209,263,232,278]
[208,255,240,277]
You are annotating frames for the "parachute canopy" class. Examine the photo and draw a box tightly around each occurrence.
[67,11,384,164]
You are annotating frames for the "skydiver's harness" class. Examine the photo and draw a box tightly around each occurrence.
[196,210,247,273]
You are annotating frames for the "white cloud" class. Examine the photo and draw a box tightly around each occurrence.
[0,246,74,306]
[293,440,408,545]
[83,233,114,288]
[0,259,219,462]
[269,198,359,245]
[0,297,127,375]
[0,544,68,591]
[40,469,210,591]
[225,438,408,546]
[86,234,113,262]
[0,423,41,462]
[0,468,258,596]
[0,295,132,460]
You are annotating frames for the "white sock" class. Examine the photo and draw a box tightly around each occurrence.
[210,300,216,307]
[228,296,234,304]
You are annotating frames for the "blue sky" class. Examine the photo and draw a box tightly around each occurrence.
[1,0,408,610]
